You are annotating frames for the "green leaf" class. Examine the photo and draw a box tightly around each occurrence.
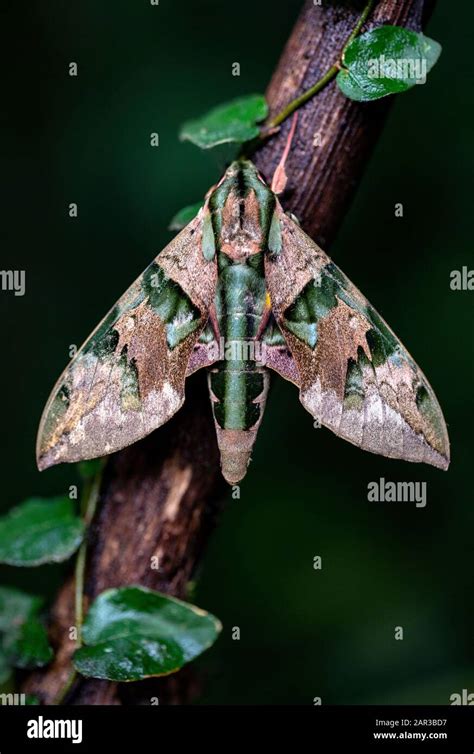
[337,26,442,101]
[73,586,221,681]
[0,646,11,684]
[180,94,268,149]
[12,618,52,669]
[0,587,53,671]
[0,497,85,566]
[0,587,40,633]
[169,201,203,231]
[25,694,40,705]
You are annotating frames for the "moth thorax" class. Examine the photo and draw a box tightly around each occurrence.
[220,189,263,261]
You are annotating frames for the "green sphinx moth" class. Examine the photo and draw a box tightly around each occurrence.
[37,159,449,483]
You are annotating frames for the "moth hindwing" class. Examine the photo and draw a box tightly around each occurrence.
[37,159,449,481]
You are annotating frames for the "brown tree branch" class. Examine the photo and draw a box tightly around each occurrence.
[24,375,225,704]
[254,0,434,246]
[24,0,433,705]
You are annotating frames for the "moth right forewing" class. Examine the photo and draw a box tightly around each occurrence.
[265,206,450,471]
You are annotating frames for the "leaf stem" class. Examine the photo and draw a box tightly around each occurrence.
[75,469,102,642]
[53,465,103,705]
[345,0,376,49]
[267,65,339,130]
[53,667,77,706]
[265,0,376,131]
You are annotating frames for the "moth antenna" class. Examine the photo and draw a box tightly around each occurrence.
[271,112,298,195]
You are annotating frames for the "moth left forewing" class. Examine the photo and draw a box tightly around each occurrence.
[265,205,450,470]
[157,207,217,310]
[37,211,217,470]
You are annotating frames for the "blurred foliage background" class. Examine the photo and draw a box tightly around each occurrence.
[1,0,473,704]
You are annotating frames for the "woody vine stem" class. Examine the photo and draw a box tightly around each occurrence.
[75,469,102,642]
[52,0,376,706]
[262,0,376,134]
[54,467,102,704]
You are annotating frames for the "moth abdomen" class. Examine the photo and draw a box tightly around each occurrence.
[209,365,267,428]
[208,251,270,483]
[208,365,270,485]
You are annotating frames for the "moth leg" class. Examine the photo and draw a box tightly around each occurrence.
[286,211,301,226]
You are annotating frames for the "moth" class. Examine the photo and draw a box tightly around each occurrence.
[37,159,449,483]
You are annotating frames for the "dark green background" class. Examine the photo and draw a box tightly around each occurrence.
[2,0,473,704]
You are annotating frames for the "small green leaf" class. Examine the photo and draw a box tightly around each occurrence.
[180,94,268,149]
[169,201,203,231]
[24,694,40,705]
[337,26,442,101]
[0,587,53,671]
[73,586,221,681]
[0,587,41,632]
[0,497,85,566]
[0,646,11,684]
[12,618,53,669]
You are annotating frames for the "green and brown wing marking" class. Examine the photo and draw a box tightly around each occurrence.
[264,206,450,470]
[37,213,217,470]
